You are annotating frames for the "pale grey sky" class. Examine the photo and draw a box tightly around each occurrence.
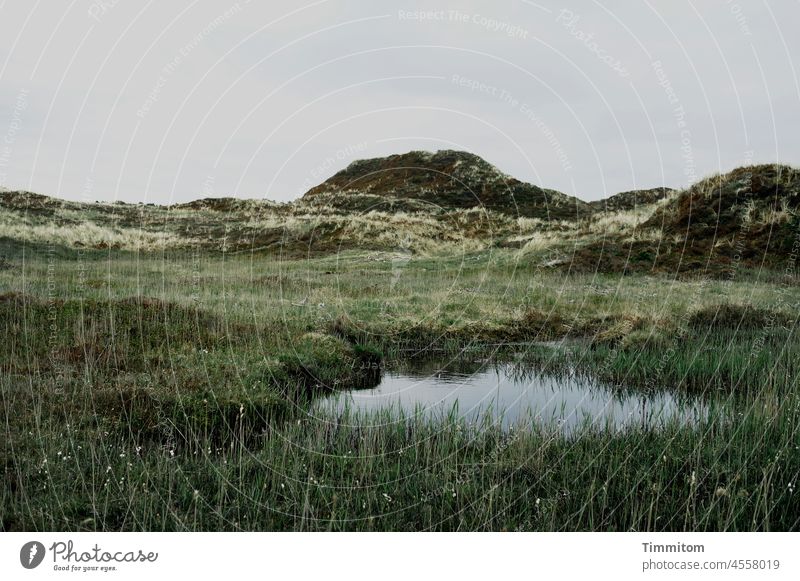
[0,0,798,204]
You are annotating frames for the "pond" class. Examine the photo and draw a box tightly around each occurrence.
[313,355,714,433]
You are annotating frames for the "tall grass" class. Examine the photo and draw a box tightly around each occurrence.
[4,398,798,531]
[1,247,799,531]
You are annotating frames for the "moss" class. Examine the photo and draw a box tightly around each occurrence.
[278,332,381,394]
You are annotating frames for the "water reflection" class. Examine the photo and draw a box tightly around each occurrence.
[315,356,714,433]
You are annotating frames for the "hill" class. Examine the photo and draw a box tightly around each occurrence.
[1,159,797,278]
[588,187,675,212]
[643,164,798,252]
[303,150,591,220]
[563,164,799,275]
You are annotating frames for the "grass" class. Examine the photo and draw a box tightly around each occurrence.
[3,162,798,282]
[5,407,799,531]
[3,162,800,531]
[2,240,799,531]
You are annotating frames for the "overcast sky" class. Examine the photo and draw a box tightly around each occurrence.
[0,0,798,204]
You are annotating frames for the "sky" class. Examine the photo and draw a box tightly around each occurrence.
[0,0,798,204]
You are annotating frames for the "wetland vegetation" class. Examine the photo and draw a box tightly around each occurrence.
[2,154,799,531]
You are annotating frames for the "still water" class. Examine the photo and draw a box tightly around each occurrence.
[315,356,712,432]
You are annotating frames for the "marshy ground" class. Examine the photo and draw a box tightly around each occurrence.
[1,244,799,531]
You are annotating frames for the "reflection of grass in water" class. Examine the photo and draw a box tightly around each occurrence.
[1,247,799,531]
[367,356,725,432]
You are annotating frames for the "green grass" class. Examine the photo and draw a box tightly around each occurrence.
[2,244,799,531]
[5,404,798,531]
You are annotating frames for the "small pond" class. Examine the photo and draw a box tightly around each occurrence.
[313,355,715,433]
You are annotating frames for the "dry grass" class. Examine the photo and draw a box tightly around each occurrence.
[0,208,200,250]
